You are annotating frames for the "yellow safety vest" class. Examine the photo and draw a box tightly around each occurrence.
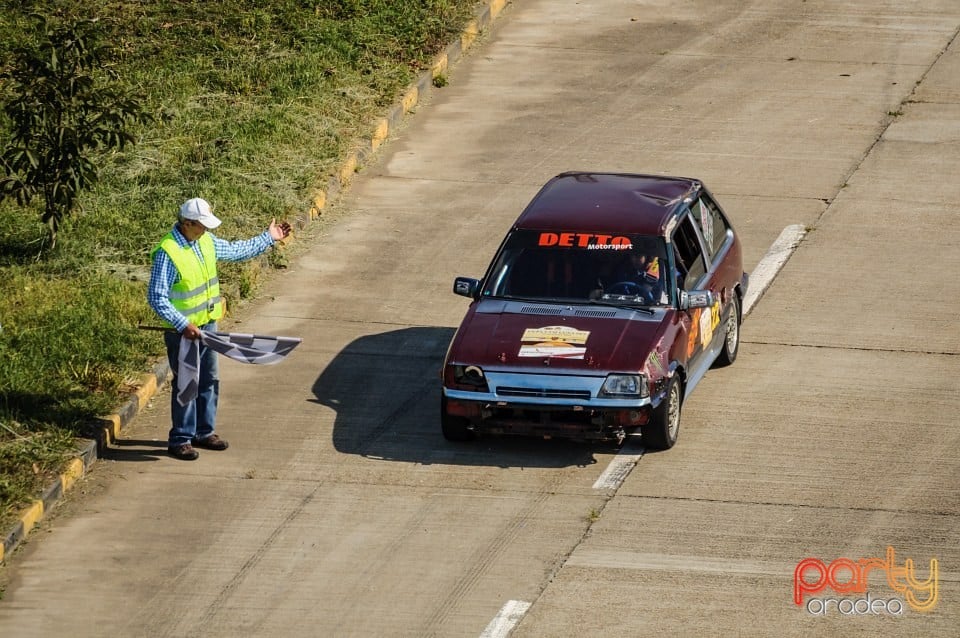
[151,232,223,327]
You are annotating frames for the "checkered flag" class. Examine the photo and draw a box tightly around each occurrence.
[200,331,302,365]
[177,331,302,405]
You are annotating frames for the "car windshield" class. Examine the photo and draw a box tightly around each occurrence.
[481,230,671,306]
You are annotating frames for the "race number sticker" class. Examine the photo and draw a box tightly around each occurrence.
[700,298,722,348]
[519,326,590,359]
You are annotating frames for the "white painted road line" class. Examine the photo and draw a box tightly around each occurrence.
[742,224,807,318]
[480,600,532,638]
[593,442,645,490]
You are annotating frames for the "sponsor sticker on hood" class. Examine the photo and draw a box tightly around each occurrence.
[518,326,591,359]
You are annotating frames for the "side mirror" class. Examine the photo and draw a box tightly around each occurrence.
[453,277,480,298]
[680,289,714,310]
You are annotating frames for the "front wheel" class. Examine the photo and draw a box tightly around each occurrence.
[441,394,475,442]
[642,376,681,450]
[714,295,741,367]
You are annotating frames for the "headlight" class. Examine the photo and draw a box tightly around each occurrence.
[600,373,648,398]
[450,364,488,391]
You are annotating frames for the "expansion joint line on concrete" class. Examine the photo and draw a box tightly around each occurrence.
[741,340,958,358]
[621,493,959,518]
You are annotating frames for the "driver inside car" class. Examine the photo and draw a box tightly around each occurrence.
[602,248,665,303]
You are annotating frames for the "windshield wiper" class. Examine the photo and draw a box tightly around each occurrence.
[586,299,655,315]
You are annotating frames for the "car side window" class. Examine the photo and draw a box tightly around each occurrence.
[691,196,732,259]
[672,215,707,289]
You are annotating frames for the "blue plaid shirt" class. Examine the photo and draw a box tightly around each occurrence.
[148,224,275,332]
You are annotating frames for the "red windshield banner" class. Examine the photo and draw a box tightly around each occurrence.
[537,232,632,250]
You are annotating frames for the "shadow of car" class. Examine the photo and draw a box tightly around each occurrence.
[312,326,602,469]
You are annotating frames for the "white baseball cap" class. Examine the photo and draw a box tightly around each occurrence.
[179,198,222,229]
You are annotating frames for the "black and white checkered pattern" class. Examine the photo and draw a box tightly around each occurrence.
[177,332,302,405]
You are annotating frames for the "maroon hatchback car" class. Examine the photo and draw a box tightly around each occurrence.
[440,172,748,449]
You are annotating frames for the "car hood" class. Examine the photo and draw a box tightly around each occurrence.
[450,300,669,372]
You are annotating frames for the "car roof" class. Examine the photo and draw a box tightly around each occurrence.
[514,172,702,236]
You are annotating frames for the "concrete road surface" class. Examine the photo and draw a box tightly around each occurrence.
[1,1,958,636]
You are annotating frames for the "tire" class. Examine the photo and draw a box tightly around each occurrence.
[714,294,741,367]
[441,394,475,442]
[642,376,681,450]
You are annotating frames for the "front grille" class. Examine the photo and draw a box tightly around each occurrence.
[497,386,592,400]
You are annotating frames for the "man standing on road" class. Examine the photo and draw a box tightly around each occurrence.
[147,197,292,460]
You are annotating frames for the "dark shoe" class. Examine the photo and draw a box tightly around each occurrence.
[193,434,229,451]
[168,444,199,461]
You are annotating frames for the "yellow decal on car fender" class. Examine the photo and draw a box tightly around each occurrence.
[687,308,701,357]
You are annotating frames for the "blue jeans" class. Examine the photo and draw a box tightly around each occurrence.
[164,322,220,447]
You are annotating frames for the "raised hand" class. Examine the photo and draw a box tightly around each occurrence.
[269,218,292,241]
